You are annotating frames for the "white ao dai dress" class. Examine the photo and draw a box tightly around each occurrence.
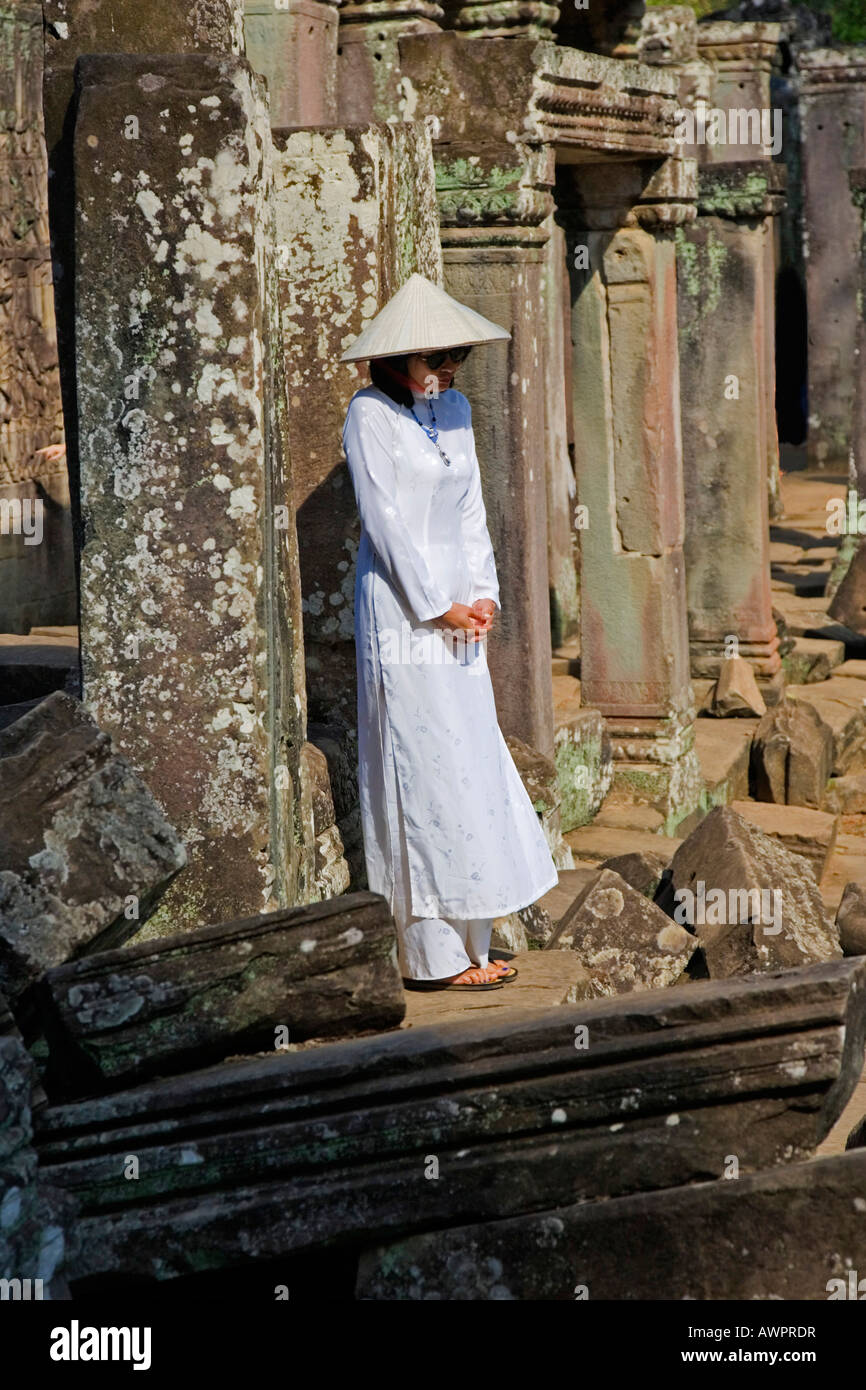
[342,382,557,980]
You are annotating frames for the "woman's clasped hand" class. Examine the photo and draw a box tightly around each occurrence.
[434,598,496,637]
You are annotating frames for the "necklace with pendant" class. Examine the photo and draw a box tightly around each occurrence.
[410,397,452,466]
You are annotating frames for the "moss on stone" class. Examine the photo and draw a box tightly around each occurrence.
[434,156,524,223]
[555,728,607,831]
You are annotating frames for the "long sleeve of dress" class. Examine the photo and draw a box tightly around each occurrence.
[460,402,501,611]
[343,394,453,624]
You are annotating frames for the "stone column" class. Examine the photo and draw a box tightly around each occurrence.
[695,22,785,519]
[42,0,246,558]
[676,164,784,688]
[244,0,340,127]
[544,217,579,649]
[336,0,443,125]
[561,157,703,832]
[73,55,310,934]
[440,215,556,755]
[696,21,782,164]
[798,47,866,471]
[850,170,866,508]
[270,121,442,872]
[0,4,74,634]
[655,20,784,687]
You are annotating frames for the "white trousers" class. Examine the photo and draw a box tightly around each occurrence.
[397,913,494,982]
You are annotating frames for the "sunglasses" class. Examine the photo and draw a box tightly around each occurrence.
[417,346,473,369]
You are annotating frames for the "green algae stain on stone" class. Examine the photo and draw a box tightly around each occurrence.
[675,225,728,344]
[674,227,700,298]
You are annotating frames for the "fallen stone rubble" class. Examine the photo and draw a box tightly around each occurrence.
[0,692,186,1012]
[27,959,866,1290]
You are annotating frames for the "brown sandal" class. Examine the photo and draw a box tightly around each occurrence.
[488,954,518,982]
[404,965,505,992]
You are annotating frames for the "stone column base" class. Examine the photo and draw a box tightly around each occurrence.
[689,636,782,683]
[605,712,704,836]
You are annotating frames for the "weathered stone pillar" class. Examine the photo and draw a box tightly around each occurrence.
[441,221,555,755]
[798,47,866,471]
[42,0,246,557]
[544,217,579,649]
[244,0,339,127]
[270,122,442,872]
[0,3,74,634]
[73,55,310,934]
[695,22,785,521]
[696,21,782,163]
[336,0,442,125]
[850,169,866,506]
[562,156,703,831]
[676,164,785,687]
[654,20,784,687]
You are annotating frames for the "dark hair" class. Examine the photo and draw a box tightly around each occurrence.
[369,355,414,408]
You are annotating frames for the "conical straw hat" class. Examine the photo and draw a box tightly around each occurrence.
[340,272,510,361]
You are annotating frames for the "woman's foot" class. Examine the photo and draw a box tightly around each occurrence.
[445,964,503,986]
[485,959,517,981]
[403,964,504,991]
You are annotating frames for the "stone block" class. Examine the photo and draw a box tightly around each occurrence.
[566,825,683,865]
[836,882,866,957]
[661,806,841,977]
[730,799,838,878]
[547,868,695,995]
[825,772,866,815]
[600,850,671,899]
[783,637,845,684]
[39,891,404,1091]
[828,537,866,633]
[693,718,754,806]
[356,1149,866,1300]
[707,656,767,717]
[42,0,245,152]
[751,699,834,808]
[244,0,338,128]
[0,692,186,1006]
[787,678,866,775]
[299,742,350,899]
[35,960,866,1281]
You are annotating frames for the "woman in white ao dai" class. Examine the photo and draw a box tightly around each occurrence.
[340,283,557,989]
